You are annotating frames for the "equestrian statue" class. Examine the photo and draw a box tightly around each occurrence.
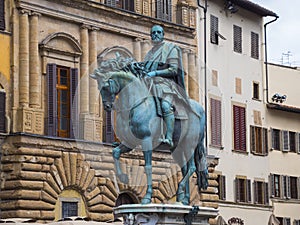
[90,25,208,205]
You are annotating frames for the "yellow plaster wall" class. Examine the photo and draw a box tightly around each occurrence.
[54,189,87,221]
[0,34,10,81]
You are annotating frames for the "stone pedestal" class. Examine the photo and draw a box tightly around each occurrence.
[114,204,218,225]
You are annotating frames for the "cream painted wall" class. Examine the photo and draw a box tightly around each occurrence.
[0,34,10,82]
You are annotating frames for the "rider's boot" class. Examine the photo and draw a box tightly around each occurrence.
[162,112,175,148]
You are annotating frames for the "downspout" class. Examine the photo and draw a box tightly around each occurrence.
[264,15,278,104]
[197,0,208,149]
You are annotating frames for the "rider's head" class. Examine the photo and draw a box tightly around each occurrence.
[150,25,164,44]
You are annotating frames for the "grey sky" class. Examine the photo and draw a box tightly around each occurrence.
[252,0,300,67]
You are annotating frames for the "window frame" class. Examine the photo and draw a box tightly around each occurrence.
[235,176,251,203]
[0,89,6,133]
[252,82,260,100]
[156,0,172,22]
[217,174,226,200]
[0,0,5,31]
[210,14,219,45]
[250,126,268,156]
[253,180,269,205]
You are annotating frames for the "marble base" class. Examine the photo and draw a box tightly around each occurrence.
[113,204,218,225]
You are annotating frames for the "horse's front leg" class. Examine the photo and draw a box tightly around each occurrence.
[112,143,132,184]
[141,137,153,204]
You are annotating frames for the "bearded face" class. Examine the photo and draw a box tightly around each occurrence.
[151,25,164,44]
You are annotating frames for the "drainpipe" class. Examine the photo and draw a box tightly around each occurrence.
[264,16,278,104]
[197,0,208,149]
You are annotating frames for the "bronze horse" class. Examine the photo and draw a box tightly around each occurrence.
[91,58,208,205]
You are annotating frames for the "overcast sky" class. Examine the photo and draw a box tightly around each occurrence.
[251,0,300,67]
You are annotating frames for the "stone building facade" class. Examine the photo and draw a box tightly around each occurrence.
[0,0,219,223]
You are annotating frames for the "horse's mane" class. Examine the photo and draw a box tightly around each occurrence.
[98,55,146,78]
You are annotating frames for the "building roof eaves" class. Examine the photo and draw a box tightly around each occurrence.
[267,103,300,114]
[230,0,278,17]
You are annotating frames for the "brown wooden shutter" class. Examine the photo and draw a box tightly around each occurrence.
[235,178,240,202]
[250,126,256,153]
[210,98,222,146]
[70,68,79,139]
[0,0,5,30]
[263,128,268,155]
[233,105,246,151]
[0,91,6,133]
[47,64,57,137]
[253,180,258,204]
[233,25,242,53]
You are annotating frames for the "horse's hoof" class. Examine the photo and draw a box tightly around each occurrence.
[141,192,152,204]
[181,197,190,206]
[119,174,129,184]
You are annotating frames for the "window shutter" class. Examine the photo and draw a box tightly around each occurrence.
[282,130,289,152]
[105,111,115,143]
[269,174,275,197]
[233,25,242,53]
[286,176,291,199]
[210,98,222,147]
[296,133,300,154]
[166,0,172,21]
[235,178,240,202]
[250,126,256,153]
[210,15,219,44]
[70,68,79,139]
[297,177,300,200]
[233,105,246,151]
[264,182,269,205]
[0,0,5,30]
[0,91,6,133]
[47,64,57,137]
[247,179,252,203]
[156,0,164,19]
[253,181,258,204]
[251,32,259,59]
[263,128,268,155]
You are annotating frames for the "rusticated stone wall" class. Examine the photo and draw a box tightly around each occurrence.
[0,134,219,223]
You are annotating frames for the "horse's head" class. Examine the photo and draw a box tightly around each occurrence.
[90,69,120,111]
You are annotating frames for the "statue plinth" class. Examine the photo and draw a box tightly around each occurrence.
[114,204,218,225]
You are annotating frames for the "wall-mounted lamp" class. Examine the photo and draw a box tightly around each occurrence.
[272,93,287,103]
[225,1,238,14]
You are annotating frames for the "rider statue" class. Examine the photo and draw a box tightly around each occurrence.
[143,25,186,148]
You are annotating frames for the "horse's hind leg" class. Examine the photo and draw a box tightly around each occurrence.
[141,137,153,204]
[112,143,132,184]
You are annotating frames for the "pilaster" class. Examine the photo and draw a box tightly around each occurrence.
[182,49,189,94]
[188,51,199,101]
[19,9,30,107]
[133,38,142,61]
[29,12,41,108]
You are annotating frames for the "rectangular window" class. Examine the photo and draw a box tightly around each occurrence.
[47,64,79,139]
[233,105,246,151]
[270,174,281,198]
[62,202,78,218]
[235,177,251,203]
[290,176,298,199]
[210,98,222,147]
[0,90,5,133]
[276,217,291,225]
[0,0,5,30]
[210,15,219,44]
[251,32,259,59]
[217,174,226,200]
[233,25,242,53]
[271,128,281,150]
[250,126,268,156]
[106,0,134,11]
[289,131,296,152]
[156,0,172,21]
[103,110,115,143]
[253,82,259,100]
[254,180,269,205]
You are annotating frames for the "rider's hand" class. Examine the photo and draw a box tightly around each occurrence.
[147,71,156,77]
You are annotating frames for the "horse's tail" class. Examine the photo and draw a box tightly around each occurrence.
[194,107,209,192]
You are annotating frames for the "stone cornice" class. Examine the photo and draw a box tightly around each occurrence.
[16,0,196,48]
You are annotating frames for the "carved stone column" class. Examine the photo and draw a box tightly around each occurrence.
[133,38,142,61]
[29,12,41,108]
[188,51,199,101]
[141,40,150,60]
[182,49,189,94]
[19,9,30,107]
